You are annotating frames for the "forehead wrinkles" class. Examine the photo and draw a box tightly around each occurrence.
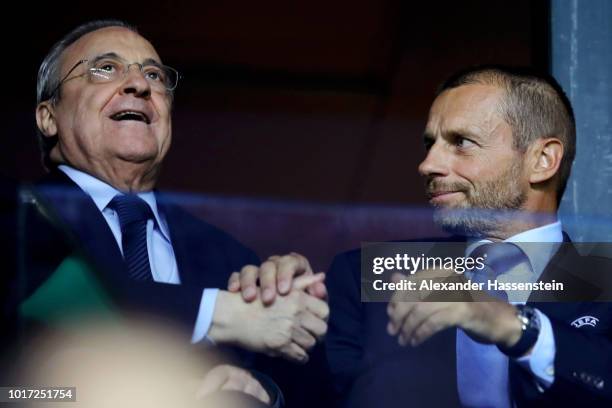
[428,85,506,137]
[59,27,161,76]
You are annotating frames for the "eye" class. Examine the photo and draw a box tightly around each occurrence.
[94,60,120,73]
[90,60,121,80]
[99,64,116,73]
[454,136,476,149]
[144,67,166,83]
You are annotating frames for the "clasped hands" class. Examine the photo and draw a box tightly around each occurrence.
[386,269,523,350]
[209,253,328,363]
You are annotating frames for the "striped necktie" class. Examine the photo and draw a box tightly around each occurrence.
[468,242,532,301]
[457,242,532,408]
[109,194,154,281]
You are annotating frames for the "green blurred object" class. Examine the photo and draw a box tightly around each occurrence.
[19,254,119,326]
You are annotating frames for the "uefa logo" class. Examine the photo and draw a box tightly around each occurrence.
[571,316,599,328]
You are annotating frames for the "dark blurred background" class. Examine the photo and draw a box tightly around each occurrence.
[3,0,549,206]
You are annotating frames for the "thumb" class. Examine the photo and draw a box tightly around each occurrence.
[196,366,229,399]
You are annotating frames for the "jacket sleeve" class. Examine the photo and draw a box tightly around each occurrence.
[325,251,366,395]
[511,304,612,407]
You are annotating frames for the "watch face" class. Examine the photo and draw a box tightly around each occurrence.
[519,305,541,331]
[498,305,541,357]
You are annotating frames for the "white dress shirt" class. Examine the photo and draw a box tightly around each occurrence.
[58,165,217,343]
[458,221,562,407]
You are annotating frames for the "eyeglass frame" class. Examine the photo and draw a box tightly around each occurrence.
[48,55,180,100]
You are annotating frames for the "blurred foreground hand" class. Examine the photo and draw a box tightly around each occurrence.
[14,318,274,407]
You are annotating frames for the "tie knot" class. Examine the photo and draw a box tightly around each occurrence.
[109,194,154,227]
[469,242,531,277]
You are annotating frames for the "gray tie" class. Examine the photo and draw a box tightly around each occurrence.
[468,242,532,301]
[457,242,532,408]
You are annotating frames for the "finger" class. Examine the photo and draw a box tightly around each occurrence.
[197,365,231,398]
[258,261,278,305]
[293,272,325,292]
[306,278,327,300]
[387,300,395,315]
[389,280,413,305]
[276,253,312,294]
[386,299,401,335]
[227,272,240,292]
[299,311,328,340]
[389,289,401,307]
[219,369,250,392]
[241,377,271,404]
[239,265,259,302]
[409,307,454,346]
[387,301,416,335]
[399,303,434,342]
[400,303,447,346]
[281,342,309,363]
[291,324,317,351]
[221,371,270,405]
[219,369,249,389]
[389,272,422,303]
[302,289,330,320]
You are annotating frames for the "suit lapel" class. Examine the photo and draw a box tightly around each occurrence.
[34,170,127,280]
[155,196,199,285]
[156,193,255,289]
[528,234,601,303]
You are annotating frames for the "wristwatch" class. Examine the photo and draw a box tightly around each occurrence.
[497,305,541,358]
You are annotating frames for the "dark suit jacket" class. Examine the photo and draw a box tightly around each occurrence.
[326,236,612,407]
[6,170,290,407]
[14,170,260,330]
[326,238,462,408]
[512,240,612,407]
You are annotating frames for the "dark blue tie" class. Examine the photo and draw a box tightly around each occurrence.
[469,242,531,301]
[109,194,154,281]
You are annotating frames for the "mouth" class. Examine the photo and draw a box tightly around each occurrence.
[427,190,464,204]
[428,190,459,198]
[110,110,151,124]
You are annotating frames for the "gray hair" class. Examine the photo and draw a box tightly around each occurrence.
[36,20,137,168]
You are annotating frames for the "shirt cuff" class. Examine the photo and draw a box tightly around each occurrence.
[515,308,555,389]
[191,288,219,344]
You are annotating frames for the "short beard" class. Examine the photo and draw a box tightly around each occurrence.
[431,160,527,238]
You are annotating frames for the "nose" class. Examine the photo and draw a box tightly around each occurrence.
[120,64,151,98]
[418,141,449,178]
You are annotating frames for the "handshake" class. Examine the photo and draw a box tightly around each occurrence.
[208,253,329,363]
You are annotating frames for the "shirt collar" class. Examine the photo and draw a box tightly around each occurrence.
[58,165,171,241]
[507,220,563,243]
[509,221,563,278]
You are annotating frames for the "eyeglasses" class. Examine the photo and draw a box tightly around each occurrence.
[50,55,180,98]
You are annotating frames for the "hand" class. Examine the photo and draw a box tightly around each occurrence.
[196,364,270,404]
[387,273,522,348]
[227,253,327,305]
[210,274,329,363]
[389,268,474,303]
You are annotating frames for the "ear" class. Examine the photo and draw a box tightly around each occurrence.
[527,137,564,184]
[36,101,58,137]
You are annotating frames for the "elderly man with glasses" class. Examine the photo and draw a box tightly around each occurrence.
[19,19,329,407]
